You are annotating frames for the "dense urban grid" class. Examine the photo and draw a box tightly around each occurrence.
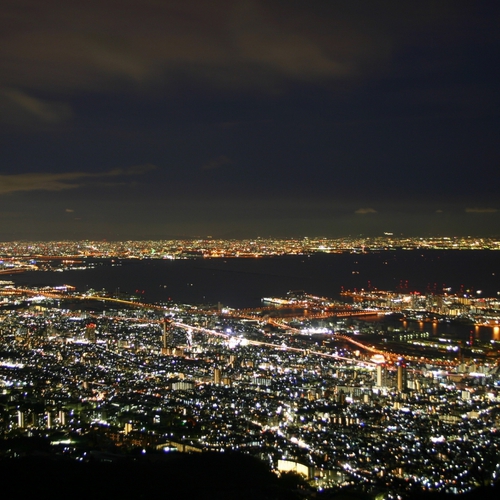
[1,268,500,498]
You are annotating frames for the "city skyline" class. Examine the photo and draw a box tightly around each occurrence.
[1,1,499,240]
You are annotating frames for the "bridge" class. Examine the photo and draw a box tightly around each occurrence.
[1,287,459,368]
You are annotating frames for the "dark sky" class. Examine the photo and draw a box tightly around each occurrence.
[1,0,499,240]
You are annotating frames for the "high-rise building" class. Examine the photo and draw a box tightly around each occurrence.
[397,358,407,392]
[17,410,25,428]
[85,323,97,343]
[58,410,66,426]
[46,411,53,429]
[161,318,173,355]
[376,364,386,387]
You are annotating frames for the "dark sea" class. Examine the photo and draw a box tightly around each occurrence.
[10,250,500,308]
[7,250,500,341]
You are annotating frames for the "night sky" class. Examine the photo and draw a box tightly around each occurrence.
[1,0,499,240]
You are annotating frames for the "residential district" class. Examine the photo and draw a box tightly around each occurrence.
[1,284,500,499]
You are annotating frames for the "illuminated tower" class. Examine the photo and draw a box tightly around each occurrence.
[214,368,221,385]
[17,410,26,428]
[85,323,97,343]
[46,411,53,429]
[58,410,67,426]
[161,318,172,355]
[376,364,387,387]
[397,358,407,392]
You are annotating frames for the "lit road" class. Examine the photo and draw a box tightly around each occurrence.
[171,322,377,367]
[1,286,459,368]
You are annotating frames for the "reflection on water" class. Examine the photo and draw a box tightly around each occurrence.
[359,315,497,342]
[432,320,438,336]
[493,326,500,341]
[7,252,500,341]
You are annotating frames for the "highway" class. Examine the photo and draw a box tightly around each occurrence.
[0,286,460,368]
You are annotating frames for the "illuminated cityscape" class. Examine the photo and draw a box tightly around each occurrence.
[1,256,500,497]
[1,236,499,273]
[1,1,500,497]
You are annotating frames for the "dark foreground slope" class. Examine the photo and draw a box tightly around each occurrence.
[2,452,500,500]
[1,452,300,500]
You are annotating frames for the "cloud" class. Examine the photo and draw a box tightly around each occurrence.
[355,208,377,214]
[201,156,233,171]
[122,164,157,175]
[65,208,74,213]
[0,165,157,195]
[465,208,498,213]
[103,165,156,177]
[0,87,72,126]
[1,88,71,122]
[227,1,352,81]
[1,0,456,94]
[435,209,444,213]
